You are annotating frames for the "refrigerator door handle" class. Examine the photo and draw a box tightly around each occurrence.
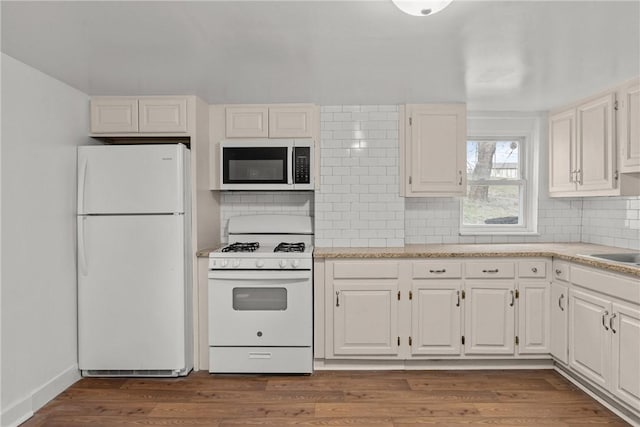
[78,217,88,276]
[78,156,88,214]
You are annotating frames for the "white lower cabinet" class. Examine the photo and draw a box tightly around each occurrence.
[324,258,550,359]
[333,282,400,357]
[611,303,640,410]
[569,288,611,388]
[411,280,462,356]
[550,281,569,364]
[464,281,516,355]
[518,281,550,355]
[569,283,640,412]
[329,260,401,357]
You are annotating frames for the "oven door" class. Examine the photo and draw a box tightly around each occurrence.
[220,142,293,190]
[208,270,312,346]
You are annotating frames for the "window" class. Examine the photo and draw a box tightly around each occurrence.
[461,137,536,235]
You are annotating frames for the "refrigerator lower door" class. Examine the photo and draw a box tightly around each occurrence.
[78,214,190,375]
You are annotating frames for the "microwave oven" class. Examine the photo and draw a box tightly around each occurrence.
[219,139,314,190]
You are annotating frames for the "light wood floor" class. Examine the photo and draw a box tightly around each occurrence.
[23,369,630,426]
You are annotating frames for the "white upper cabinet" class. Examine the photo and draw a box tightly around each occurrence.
[548,78,640,197]
[224,105,315,138]
[138,98,188,133]
[225,106,269,138]
[403,104,466,197]
[618,78,640,173]
[549,109,577,194]
[90,96,189,135]
[90,97,139,134]
[576,93,616,192]
[269,106,314,138]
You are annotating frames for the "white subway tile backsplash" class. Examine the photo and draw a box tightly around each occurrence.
[314,105,404,247]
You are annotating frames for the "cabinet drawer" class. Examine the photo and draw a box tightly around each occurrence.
[571,265,640,304]
[412,261,462,279]
[332,261,399,279]
[209,347,312,374]
[518,261,547,278]
[552,261,570,282]
[465,262,515,278]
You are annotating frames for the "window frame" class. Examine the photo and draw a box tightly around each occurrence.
[460,115,539,236]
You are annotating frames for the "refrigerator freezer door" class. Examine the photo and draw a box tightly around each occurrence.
[78,144,186,215]
[78,214,187,371]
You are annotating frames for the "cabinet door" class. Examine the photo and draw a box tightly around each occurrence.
[518,281,550,355]
[550,282,569,364]
[618,80,640,173]
[576,93,616,192]
[611,303,640,409]
[139,97,188,133]
[90,97,139,133]
[569,289,611,389]
[333,281,400,357]
[225,107,269,138]
[411,281,462,355]
[464,281,516,355]
[269,106,314,138]
[406,104,466,196]
[548,109,576,194]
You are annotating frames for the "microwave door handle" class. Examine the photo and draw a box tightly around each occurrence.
[289,146,295,186]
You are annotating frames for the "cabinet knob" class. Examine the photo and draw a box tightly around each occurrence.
[555,269,562,275]
[531,267,538,273]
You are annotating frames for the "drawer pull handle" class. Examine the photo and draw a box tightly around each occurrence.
[555,269,562,275]
[602,311,609,331]
[558,294,565,311]
[456,290,460,307]
[531,267,538,273]
[509,290,515,307]
[429,269,446,274]
[482,269,499,273]
[610,313,617,334]
[249,352,272,359]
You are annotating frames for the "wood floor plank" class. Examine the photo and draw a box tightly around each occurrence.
[23,370,633,427]
[314,402,480,418]
[148,402,316,418]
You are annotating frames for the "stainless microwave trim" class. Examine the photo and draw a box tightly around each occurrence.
[219,139,314,191]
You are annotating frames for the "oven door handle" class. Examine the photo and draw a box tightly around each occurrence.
[209,270,311,281]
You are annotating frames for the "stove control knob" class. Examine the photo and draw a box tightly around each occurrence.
[220,259,228,268]
[232,260,241,268]
[291,259,300,268]
[279,259,288,269]
[256,260,265,268]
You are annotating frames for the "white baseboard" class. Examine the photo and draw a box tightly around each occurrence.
[1,364,80,427]
[314,358,554,370]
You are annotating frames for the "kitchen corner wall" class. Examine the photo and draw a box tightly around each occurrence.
[1,54,85,427]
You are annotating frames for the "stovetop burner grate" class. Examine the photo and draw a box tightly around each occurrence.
[222,242,260,252]
[274,242,306,253]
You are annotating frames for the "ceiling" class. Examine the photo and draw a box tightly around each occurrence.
[2,1,639,111]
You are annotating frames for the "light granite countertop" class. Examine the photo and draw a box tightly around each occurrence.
[313,243,640,277]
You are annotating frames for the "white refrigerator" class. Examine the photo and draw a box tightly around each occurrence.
[77,144,192,377]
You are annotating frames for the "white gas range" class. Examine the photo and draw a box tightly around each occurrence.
[208,214,313,374]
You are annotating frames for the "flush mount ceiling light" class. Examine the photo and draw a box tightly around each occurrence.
[391,0,453,16]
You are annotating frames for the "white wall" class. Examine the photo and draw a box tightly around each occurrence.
[1,54,87,427]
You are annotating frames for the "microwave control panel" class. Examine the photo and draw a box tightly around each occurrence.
[294,147,311,184]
